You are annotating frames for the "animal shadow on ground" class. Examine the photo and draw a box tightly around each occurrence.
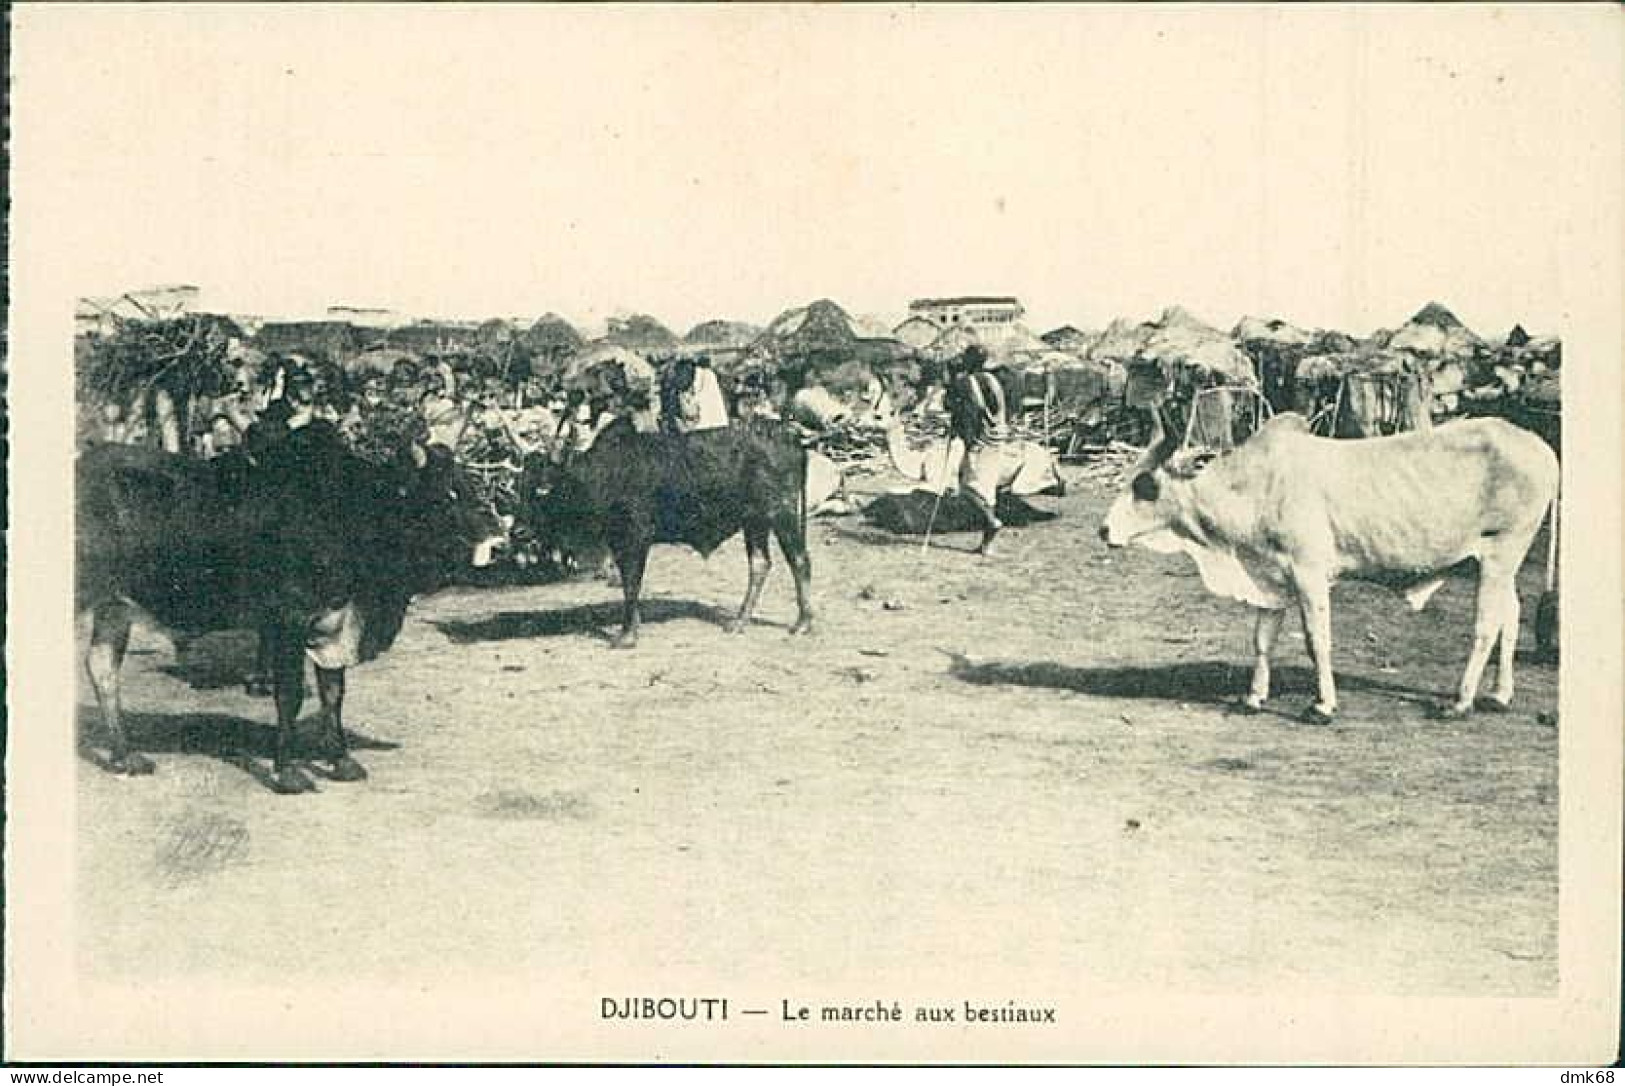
[943,654,1443,720]
[432,598,730,645]
[76,707,399,790]
[154,632,259,690]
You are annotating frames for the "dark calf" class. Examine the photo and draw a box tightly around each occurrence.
[524,418,813,647]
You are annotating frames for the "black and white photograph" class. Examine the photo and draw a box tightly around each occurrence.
[6,3,1622,1066]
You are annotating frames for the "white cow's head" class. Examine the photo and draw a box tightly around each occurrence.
[1100,405,1185,549]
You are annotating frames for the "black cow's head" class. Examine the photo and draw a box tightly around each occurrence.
[514,451,608,574]
[399,444,507,581]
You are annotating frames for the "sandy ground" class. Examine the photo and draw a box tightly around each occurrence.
[75,466,1558,998]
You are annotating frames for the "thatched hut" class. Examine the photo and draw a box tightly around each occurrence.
[1295,344,1431,437]
[683,319,759,350]
[1078,307,1260,449]
[384,320,486,357]
[1233,315,1316,414]
[682,319,760,374]
[521,314,587,383]
[252,319,374,362]
[602,313,681,357]
[892,316,941,351]
[1041,325,1100,356]
[1382,302,1487,360]
[1094,307,1256,413]
[741,298,917,411]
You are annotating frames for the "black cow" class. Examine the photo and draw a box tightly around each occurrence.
[523,418,813,647]
[77,427,505,793]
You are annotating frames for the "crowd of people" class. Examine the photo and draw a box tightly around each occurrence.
[78,347,812,514]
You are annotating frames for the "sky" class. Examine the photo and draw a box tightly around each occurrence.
[12,4,1620,338]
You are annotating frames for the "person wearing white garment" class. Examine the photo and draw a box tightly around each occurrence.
[686,355,730,431]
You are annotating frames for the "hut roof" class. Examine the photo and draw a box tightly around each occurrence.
[476,318,520,345]
[1041,325,1099,354]
[384,321,484,355]
[757,298,863,350]
[1136,307,1257,384]
[849,313,898,340]
[1016,350,1110,375]
[749,299,908,366]
[1383,302,1486,359]
[1087,316,1148,362]
[253,319,372,359]
[1524,334,1561,358]
[522,313,586,357]
[1297,347,1417,381]
[892,316,941,350]
[736,300,913,388]
[683,319,761,349]
[922,325,982,362]
[1232,315,1315,346]
[603,313,680,355]
[347,346,421,374]
[79,285,201,323]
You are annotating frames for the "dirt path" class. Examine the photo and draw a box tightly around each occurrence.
[76,471,1558,996]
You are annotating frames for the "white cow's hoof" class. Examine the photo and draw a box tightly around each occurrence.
[1300,704,1336,726]
[1235,697,1266,716]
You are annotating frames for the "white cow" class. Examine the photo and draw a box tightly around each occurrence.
[1101,407,1558,722]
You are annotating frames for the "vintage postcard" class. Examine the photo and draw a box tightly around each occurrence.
[6,3,1621,1066]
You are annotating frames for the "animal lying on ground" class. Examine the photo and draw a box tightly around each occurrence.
[1099,406,1559,722]
[875,407,1066,498]
[522,417,813,647]
[77,427,506,792]
[804,449,850,516]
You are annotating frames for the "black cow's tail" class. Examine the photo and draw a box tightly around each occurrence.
[798,441,808,541]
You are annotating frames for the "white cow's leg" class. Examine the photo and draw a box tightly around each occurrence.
[1489,583,1521,708]
[1293,572,1337,722]
[1443,560,1514,718]
[1243,607,1285,711]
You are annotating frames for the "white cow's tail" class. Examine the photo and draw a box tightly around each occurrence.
[1544,494,1560,594]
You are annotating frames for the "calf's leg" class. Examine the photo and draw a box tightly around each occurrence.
[86,600,153,775]
[315,665,366,781]
[266,622,317,794]
[1241,606,1285,712]
[727,523,772,634]
[244,623,275,697]
[611,543,649,649]
[774,512,815,635]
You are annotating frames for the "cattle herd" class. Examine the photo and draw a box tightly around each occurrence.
[77,374,1560,794]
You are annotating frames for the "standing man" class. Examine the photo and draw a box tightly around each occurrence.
[419,359,468,451]
[945,344,1009,556]
[686,355,730,431]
